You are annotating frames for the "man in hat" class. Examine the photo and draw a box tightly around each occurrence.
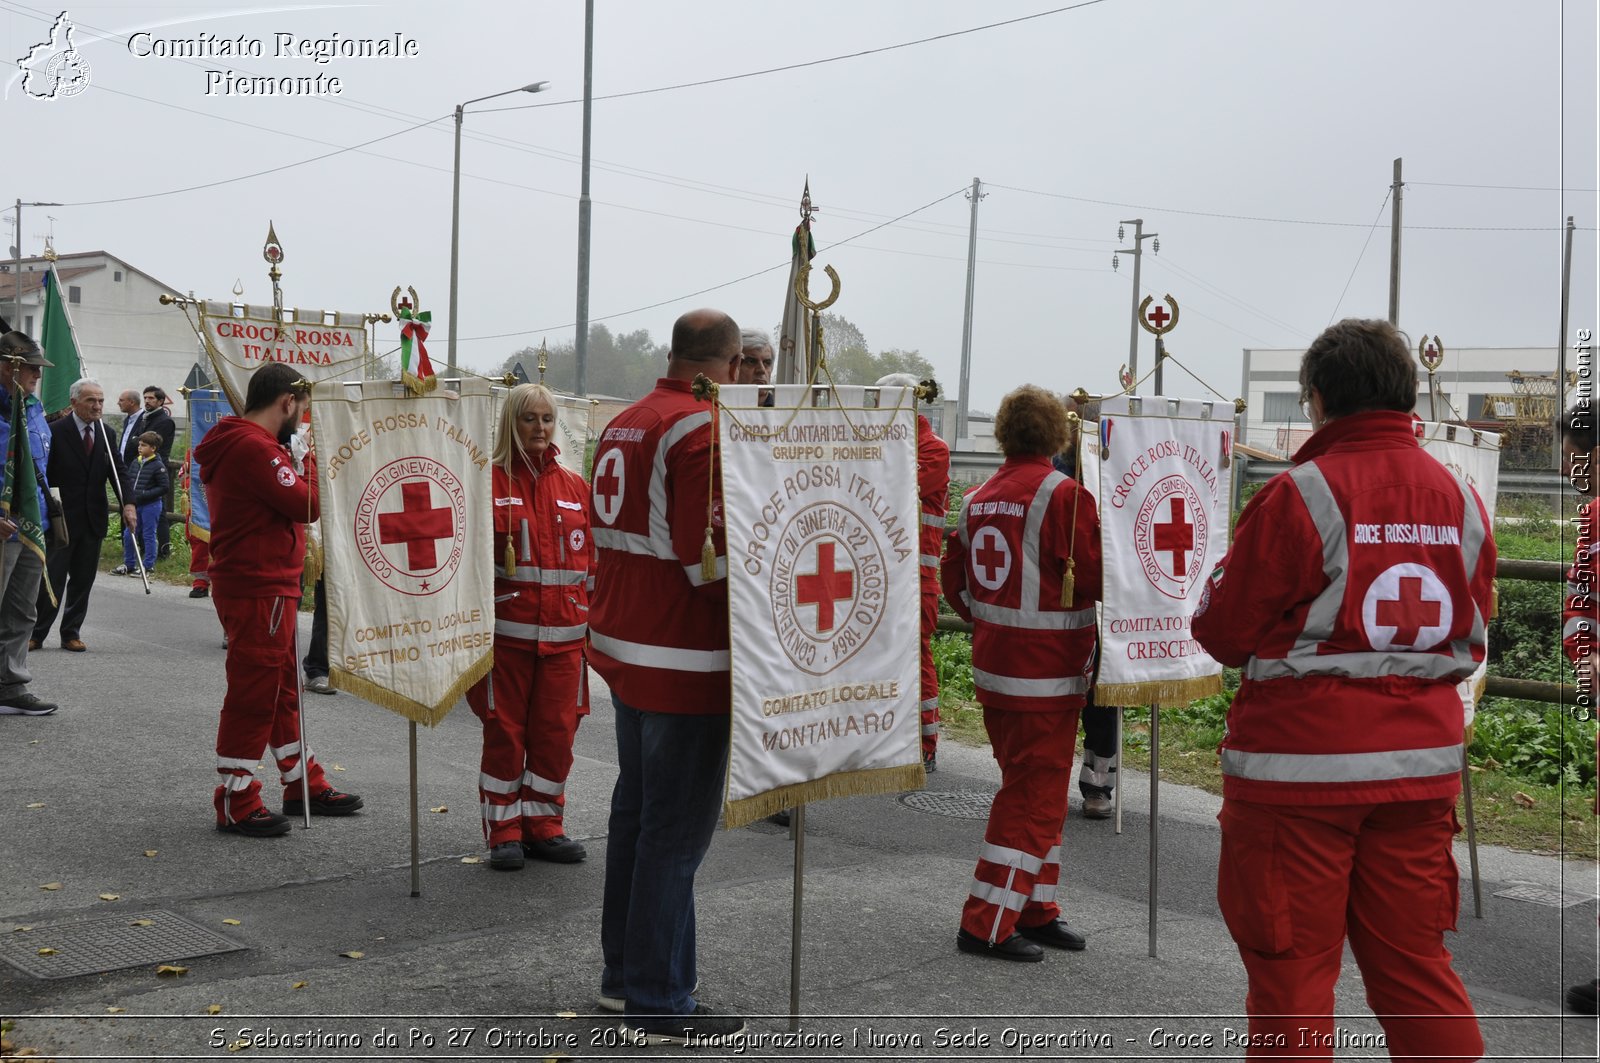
[0,322,59,716]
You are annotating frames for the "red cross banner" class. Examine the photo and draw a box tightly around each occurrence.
[718,383,925,826]
[310,378,496,725]
[196,301,374,413]
[1088,395,1235,706]
[1416,421,1501,722]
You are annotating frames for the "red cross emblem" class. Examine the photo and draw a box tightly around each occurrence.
[796,541,854,633]
[970,526,1012,591]
[1377,576,1441,646]
[593,449,625,525]
[378,481,455,571]
[1153,496,1195,578]
[1362,563,1452,651]
[1146,304,1170,329]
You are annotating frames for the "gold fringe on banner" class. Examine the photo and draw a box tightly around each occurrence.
[723,762,926,830]
[1094,674,1222,709]
[330,650,493,728]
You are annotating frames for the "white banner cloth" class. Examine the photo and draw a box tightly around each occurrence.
[199,301,371,412]
[312,379,496,724]
[1090,396,1235,706]
[720,384,924,825]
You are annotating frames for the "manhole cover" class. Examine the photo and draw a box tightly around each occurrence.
[1492,885,1598,909]
[1,909,245,980]
[899,789,995,819]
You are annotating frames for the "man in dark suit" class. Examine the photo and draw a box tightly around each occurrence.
[115,389,143,465]
[31,378,135,652]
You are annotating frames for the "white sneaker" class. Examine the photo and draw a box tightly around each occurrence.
[305,675,336,695]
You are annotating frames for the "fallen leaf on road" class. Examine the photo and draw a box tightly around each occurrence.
[339,951,364,959]
[12,925,31,932]
[1513,791,1536,809]
[38,883,60,891]
[222,919,241,926]
[25,802,43,809]
[105,1007,127,1014]
[206,1005,223,1016]
[36,947,56,955]
[429,805,448,813]
[129,919,154,927]
[331,764,345,772]
[291,981,308,990]
[155,965,188,977]
[143,851,158,858]
[460,856,480,864]
[99,893,120,902]
[227,1040,249,1052]
[555,1010,578,1019]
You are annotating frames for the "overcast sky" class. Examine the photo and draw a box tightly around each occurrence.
[2,0,1595,415]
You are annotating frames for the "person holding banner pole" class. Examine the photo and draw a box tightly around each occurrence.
[465,382,593,871]
[195,363,363,837]
[589,309,746,1044]
[943,384,1101,963]
[1192,318,1491,1059]
[0,325,59,717]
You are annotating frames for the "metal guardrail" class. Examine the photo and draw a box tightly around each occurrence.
[936,557,1578,706]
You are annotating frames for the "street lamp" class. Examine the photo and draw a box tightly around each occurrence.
[6,199,62,329]
[448,81,549,374]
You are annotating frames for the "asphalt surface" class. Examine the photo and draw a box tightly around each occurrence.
[1,572,1597,1061]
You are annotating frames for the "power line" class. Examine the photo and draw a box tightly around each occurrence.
[1410,180,1599,192]
[1326,188,1392,327]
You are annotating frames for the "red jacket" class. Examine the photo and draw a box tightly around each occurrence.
[917,415,951,593]
[587,378,729,714]
[942,455,1101,711]
[1193,411,1495,805]
[1563,499,1597,666]
[491,447,593,655]
[195,416,317,598]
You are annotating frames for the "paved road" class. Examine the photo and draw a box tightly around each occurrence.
[2,573,1597,1060]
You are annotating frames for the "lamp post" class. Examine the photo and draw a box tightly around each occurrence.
[448,81,549,374]
[7,199,62,328]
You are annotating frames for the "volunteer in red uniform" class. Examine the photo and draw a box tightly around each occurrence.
[942,385,1100,962]
[466,383,592,871]
[591,309,746,1045]
[1192,318,1492,1060]
[196,363,362,837]
[1559,404,1599,1017]
[878,373,951,772]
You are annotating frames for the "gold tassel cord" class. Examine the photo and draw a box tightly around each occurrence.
[1061,410,1083,607]
[699,379,721,582]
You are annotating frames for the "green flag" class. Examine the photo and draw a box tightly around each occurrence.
[1,379,53,604]
[39,266,84,415]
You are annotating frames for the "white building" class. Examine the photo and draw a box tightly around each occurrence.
[1,250,204,410]
[1239,345,1567,457]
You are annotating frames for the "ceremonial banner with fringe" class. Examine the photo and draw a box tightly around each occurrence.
[1417,420,1501,723]
[184,388,230,542]
[1089,396,1234,707]
[195,302,371,413]
[552,393,593,477]
[719,382,924,826]
[311,378,495,725]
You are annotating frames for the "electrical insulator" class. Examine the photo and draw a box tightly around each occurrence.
[1112,254,1119,271]
[1117,225,1125,241]
[1152,237,1160,255]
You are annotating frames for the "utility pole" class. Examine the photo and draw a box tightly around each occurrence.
[573,0,595,398]
[1553,214,1575,470]
[956,177,984,445]
[1114,219,1158,382]
[9,199,61,330]
[1388,157,1403,327]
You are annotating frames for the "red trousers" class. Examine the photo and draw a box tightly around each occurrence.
[466,645,584,846]
[189,534,210,586]
[960,706,1079,943]
[1217,797,1482,1062]
[919,579,940,759]
[213,594,327,823]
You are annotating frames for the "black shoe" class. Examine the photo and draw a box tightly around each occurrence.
[523,835,586,863]
[924,752,938,774]
[621,1004,746,1046]
[217,808,292,837]
[189,585,210,599]
[1568,978,1600,1014]
[282,787,364,817]
[766,809,792,828]
[0,692,58,716]
[956,928,1044,962]
[1017,918,1087,951]
[488,842,525,870]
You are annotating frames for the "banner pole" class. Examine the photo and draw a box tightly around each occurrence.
[1460,747,1482,918]
[1113,708,1124,835]
[1147,703,1159,958]
[293,611,312,829]
[789,802,805,1032]
[410,721,422,898]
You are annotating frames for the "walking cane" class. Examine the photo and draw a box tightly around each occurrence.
[97,422,151,595]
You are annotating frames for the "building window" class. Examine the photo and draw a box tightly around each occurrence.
[1263,391,1309,423]
[114,270,123,282]
[23,315,32,333]
[68,285,81,303]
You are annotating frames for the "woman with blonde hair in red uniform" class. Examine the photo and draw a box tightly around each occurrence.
[467,383,593,870]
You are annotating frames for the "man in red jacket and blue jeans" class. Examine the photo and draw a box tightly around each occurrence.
[1193,319,1492,1060]
[195,363,362,837]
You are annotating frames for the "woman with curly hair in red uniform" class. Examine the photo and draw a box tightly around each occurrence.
[467,383,593,870]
